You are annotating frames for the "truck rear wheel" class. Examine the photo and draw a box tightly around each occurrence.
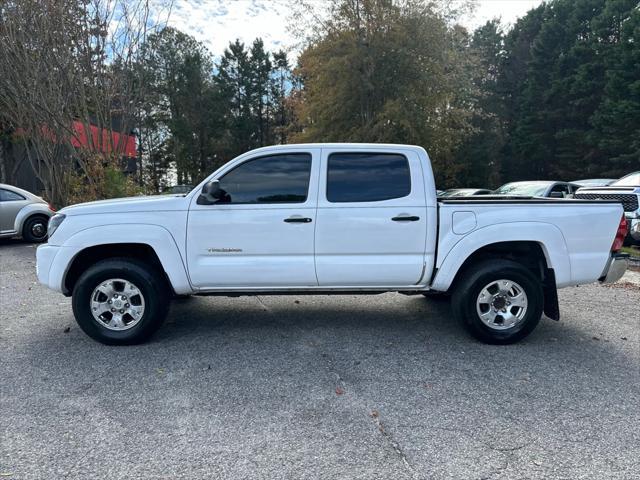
[72,258,170,345]
[451,259,543,344]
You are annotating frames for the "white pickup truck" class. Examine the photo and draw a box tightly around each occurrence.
[36,144,629,345]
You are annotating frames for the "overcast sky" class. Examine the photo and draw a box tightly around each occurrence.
[165,0,544,58]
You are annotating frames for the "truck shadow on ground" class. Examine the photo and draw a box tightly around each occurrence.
[153,293,612,352]
[158,294,468,344]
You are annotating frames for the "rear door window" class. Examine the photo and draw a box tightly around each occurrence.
[326,153,411,203]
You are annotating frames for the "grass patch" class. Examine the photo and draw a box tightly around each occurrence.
[621,246,640,259]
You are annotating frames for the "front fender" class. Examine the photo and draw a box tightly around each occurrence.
[14,203,53,233]
[431,222,571,291]
[54,224,193,295]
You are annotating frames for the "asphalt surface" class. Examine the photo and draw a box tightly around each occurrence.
[1,240,639,479]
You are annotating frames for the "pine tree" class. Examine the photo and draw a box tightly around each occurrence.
[590,0,640,175]
[453,19,506,188]
[141,27,216,184]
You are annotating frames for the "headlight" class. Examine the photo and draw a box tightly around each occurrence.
[47,214,66,238]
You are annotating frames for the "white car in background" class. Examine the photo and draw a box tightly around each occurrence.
[571,178,615,187]
[0,184,55,242]
[493,180,580,198]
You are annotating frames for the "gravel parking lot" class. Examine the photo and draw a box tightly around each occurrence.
[1,240,639,479]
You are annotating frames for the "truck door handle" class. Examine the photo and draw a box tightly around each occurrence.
[392,215,420,222]
[284,217,312,223]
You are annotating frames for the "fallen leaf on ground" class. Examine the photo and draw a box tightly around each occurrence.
[335,386,345,395]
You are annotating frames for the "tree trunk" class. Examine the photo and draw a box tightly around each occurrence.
[0,139,6,183]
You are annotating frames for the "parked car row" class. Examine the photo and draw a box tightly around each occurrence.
[439,172,640,245]
[439,181,581,199]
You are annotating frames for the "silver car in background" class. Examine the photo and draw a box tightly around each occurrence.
[493,181,580,198]
[438,188,492,197]
[0,184,55,242]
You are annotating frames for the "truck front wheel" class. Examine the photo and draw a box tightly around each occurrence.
[451,259,543,344]
[72,258,170,345]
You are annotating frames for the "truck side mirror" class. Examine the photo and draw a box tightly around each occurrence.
[197,179,222,205]
[549,191,564,198]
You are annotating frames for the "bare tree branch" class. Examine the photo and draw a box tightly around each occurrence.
[0,0,171,205]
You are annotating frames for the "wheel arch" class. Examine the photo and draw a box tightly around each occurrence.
[64,243,169,295]
[450,241,549,286]
[431,222,571,292]
[58,224,192,296]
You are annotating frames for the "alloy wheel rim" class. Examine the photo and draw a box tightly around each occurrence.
[90,278,145,331]
[476,279,528,330]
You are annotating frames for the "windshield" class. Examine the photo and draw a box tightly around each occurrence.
[572,179,613,186]
[612,172,640,186]
[493,182,550,197]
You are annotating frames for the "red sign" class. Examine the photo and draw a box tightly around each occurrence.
[70,121,137,158]
[15,121,137,158]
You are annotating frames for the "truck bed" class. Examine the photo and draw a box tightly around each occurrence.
[438,195,623,204]
[433,197,623,290]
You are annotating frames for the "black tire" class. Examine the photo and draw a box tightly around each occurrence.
[451,259,543,345]
[22,215,49,243]
[72,258,170,345]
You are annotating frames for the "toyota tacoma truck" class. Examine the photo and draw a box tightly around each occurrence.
[36,144,629,345]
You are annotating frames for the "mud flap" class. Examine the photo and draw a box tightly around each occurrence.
[543,269,560,321]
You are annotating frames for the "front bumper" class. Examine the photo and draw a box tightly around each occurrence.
[36,244,59,287]
[36,244,78,293]
[599,253,629,284]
